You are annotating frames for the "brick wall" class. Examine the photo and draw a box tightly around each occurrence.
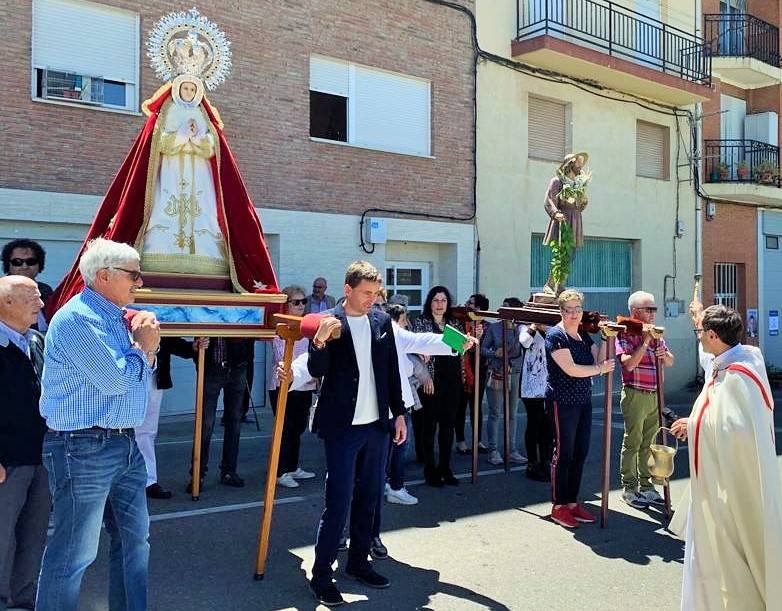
[702,202,758,314]
[748,0,780,28]
[748,85,782,147]
[0,0,475,220]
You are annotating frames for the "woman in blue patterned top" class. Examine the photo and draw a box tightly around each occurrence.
[545,290,614,529]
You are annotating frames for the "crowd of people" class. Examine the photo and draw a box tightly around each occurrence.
[1,237,780,610]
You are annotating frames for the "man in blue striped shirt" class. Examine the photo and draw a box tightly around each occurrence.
[36,238,160,611]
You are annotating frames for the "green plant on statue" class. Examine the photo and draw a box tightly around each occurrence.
[550,222,576,288]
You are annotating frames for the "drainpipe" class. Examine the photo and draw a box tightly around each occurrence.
[694,0,704,383]
[695,0,704,285]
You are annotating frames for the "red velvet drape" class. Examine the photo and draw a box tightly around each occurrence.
[46,86,278,317]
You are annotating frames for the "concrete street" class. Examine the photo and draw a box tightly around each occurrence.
[74,390,780,610]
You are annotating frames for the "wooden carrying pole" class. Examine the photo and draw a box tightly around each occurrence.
[502,319,511,473]
[456,307,499,484]
[254,318,302,580]
[190,341,207,500]
[599,326,620,528]
[655,353,673,518]
[467,313,484,484]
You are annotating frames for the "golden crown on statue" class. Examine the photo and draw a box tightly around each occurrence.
[147,7,232,90]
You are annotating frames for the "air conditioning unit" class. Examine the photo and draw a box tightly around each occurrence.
[745,112,778,146]
[42,70,104,105]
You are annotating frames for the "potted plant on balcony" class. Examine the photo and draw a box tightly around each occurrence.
[718,162,730,181]
[737,160,750,181]
[753,160,779,185]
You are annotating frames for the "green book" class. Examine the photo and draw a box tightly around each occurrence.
[442,324,468,356]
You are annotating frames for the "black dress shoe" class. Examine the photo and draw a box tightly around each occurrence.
[337,535,348,552]
[477,443,489,454]
[441,472,459,486]
[345,568,390,589]
[309,579,345,607]
[220,471,245,487]
[370,536,388,560]
[146,483,172,499]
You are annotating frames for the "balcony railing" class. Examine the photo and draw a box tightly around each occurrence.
[704,13,781,68]
[704,139,781,188]
[516,0,711,85]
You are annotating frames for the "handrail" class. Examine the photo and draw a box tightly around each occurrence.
[517,0,711,85]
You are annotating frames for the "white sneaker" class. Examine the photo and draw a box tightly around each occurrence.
[277,473,299,488]
[488,450,503,465]
[640,488,665,505]
[509,451,528,465]
[384,482,391,494]
[290,468,316,480]
[386,487,418,505]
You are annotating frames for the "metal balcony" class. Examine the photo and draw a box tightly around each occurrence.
[516,0,711,86]
[703,13,781,88]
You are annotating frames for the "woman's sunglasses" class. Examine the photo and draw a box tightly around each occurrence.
[289,298,308,306]
[10,257,39,267]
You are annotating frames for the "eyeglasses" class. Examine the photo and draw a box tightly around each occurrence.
[289,298,308,306]
[10,257,39,267]
[693,328,704,337]
[110,267,142,282]
[638,306,658,313]
[561,306,583,315]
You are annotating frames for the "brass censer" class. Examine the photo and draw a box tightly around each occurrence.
[649,427,678,485]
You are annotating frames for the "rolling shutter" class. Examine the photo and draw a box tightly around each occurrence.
[528,96,567,161]
[309,56,349,97]
[353,66,431,156]
[33,0,138,85]
[636,120,670,180]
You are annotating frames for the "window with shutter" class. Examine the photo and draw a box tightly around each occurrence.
[309,55,431,157]
[32,0,139,112]
[636,120,670,180]
[528,96,569,162]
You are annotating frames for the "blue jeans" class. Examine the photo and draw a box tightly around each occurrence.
[387,412,410,491]
[36,430,149,611]
[370,413,408,539]
[486,372,520,453]
[312,422,389,585]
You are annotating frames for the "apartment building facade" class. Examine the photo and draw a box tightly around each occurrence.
[476,0,713,391]
[0,0,476,413]
[700,0,782,368]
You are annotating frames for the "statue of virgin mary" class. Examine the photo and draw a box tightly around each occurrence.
[48,8,278,314]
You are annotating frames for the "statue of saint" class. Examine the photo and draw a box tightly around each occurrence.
[48,8,278,314]
[139,74,227,276]
[542,152,591,295]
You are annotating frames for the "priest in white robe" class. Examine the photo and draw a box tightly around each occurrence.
[670,305,782,610]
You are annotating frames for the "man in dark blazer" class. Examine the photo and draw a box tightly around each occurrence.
[0,275,48,611]
[306,261,405,607]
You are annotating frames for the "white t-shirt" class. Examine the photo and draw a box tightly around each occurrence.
[347,315,381,425]
[519,324,548,399]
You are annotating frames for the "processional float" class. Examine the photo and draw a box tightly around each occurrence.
[45,8,288,502]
